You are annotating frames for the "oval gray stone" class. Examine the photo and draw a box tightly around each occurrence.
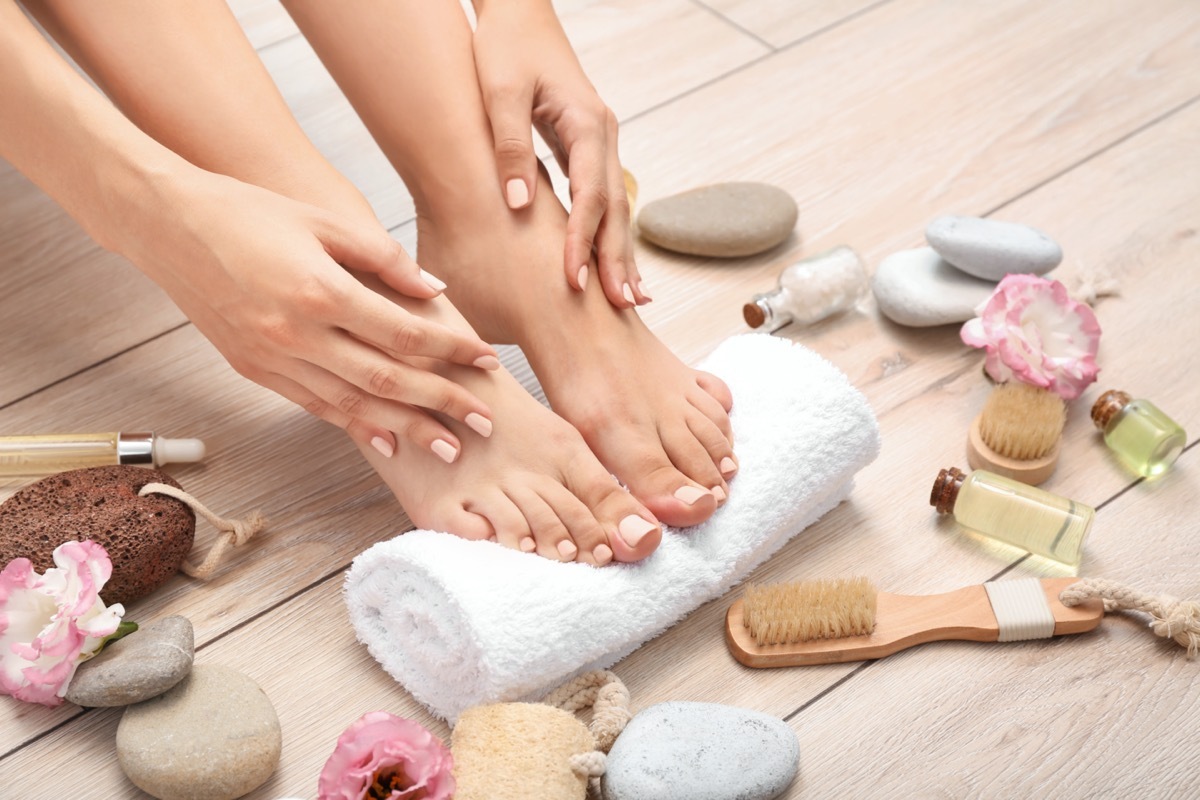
[117,664,281,800]
[926,215,1062,281]
[601,701,799,800]
[637,182,798,257]
[872,247,997,327]
[66,615,194,707]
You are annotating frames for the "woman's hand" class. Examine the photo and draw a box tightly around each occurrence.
[471,0,648,309]
[124,171,499,463]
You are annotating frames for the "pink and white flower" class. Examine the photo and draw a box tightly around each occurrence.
[961,274,1101,401]
[318,711,454,800]
[0,540,125,706]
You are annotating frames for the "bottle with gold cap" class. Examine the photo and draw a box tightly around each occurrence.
[1091,390,1186,478]
[743,246,868,331]
[930,466,1094,566]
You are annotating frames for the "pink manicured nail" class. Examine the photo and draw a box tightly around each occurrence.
[505,178,529,208]
[520,536,537,552]
[419,269,447,293]
[622,283,635,305]
[720,457,738,476]
[577,265,589,292]
[557,540,578,561]
[431,438,458,463]
[673,485,709,505]
[618,515,657,547]
[370,435,394,459]
[711,485,727,502]
[637,280,652,303]
[593,544,613,565]
[473,355,501,370]
[465,412,493,438]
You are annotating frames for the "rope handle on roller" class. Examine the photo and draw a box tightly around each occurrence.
[541,670,632,787]
[139,483,268,580]
[1060,578,1200,658]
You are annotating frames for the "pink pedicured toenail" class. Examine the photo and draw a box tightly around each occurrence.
[673,485,709,505]
[720,457,738,476]
[618,515,657,548]
[473,355,501,370]
[593,544,613,565]
[557,540,578,561]
[465,412,493,438]
[711,485,727,502]
[431,439,458,463]
[519,537,537,552]
[622,283,636,304]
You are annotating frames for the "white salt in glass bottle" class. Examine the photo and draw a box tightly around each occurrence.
[743,246,868,331]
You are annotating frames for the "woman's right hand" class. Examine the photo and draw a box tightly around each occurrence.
[122,171,499,462]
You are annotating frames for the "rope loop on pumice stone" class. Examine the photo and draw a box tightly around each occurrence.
[541,669,632,753]
[1060,578,1200,658]
[139,483,268,580]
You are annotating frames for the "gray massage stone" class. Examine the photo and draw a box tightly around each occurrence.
[872,246,997,327]
[926,215,1062,281]
[66,615,194,707]
[117,664,281,800]
[637,182,798,257]
[601,701,799,800]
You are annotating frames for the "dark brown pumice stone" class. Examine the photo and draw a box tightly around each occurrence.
[0,465,195,605]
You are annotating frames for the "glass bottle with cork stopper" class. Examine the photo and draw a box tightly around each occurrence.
[1091,390,1186,478]
[743,246,868,331]
[930,466,1094,566]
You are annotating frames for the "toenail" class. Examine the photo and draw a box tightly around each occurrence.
[622,283,635,304]
[673,485,709,505]
[720,456,738,476]
[711,485,727,502]
[519,537,537,552]
[431,439,459,463]
[593,544,613,565]
[369,435,394,459]
[557,540,578,561]
[618,515,658,547]
[577,265,589,292]
[465,412,493,438]
[473,354,501,371]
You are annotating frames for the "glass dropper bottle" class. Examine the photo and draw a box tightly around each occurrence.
[744,246,868,331]
[0,432,205,478]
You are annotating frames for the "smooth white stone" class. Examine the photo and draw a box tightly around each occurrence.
[872,247,997,327]
[926,215,1062,280]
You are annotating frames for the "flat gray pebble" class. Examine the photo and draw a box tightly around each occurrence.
[117,664,281,800]
[638,182,798,257]
[601,701,799,800]
[872,247,997,326]
[926,215,1061,281]
[67,616,194,708]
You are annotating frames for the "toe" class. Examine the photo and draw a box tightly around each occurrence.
[569,470,662,563]
[662,420,728,501]
[696,370,733,412]
[430,503,494,541]
[508,486,577,562]
[465,489,530,552]
[619,439,718,528]
[689,383,734,446]
[685,409,736,488]
[539,483,613,566]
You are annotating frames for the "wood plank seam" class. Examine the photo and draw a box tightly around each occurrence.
[685,0,779,52]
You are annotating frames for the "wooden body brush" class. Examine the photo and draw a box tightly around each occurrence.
[725,576,1104,668]
[967,382,1065,485]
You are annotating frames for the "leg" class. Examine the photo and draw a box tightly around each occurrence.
[25,0,661,564]
[282,0,737,527]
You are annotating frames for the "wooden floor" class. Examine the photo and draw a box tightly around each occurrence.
[2,0,1199,796]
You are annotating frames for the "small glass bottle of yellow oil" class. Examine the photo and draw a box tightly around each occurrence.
[1091,390,1186,478]
[930,467,1094,566]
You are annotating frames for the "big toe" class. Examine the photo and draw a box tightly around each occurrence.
[618,444,719,528]
[572,471,663,562]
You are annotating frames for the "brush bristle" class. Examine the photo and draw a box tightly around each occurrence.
[978,382,1065,459]
[742,577,877,646]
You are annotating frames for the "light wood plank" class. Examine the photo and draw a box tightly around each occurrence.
[700,0,884,48]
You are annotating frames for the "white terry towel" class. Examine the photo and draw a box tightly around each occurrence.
[345,334,880,722]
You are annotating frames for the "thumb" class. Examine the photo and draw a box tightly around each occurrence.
[318,214,445,299]
[484,83,538,209]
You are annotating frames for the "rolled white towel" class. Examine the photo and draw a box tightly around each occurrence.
[345,334,880,721]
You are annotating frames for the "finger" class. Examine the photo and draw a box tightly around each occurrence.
[535,121,569,175]
[482,80,538,209]
[340,286,500,371]
[561,121,611,296]
[315,212,448,300]
[595,122,646,306]
[258,372,396,458]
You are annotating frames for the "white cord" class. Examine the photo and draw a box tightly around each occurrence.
[985,579,1056,642]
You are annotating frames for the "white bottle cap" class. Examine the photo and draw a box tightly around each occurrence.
[153,437,207,466]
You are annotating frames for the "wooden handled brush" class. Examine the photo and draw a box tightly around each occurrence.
[725,576,1105,668]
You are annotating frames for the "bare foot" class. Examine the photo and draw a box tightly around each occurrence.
[416,178,737,529]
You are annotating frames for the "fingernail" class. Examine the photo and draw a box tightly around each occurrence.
[637,280,652,303]
[520,536,537,552]
[465,412,493,438]
[618,515,657,548]
[557,540,578,561]
[473,355,501,370]
[673,485,709,505]
[577,265,589,292]
[419,269,447,293]
[505,178,529,208]
[370,435,394,459]
[720,457,738,476]
[431,438,458,463]
[622,283,635,305]
[711,485,727,502]
[593,544,613,565]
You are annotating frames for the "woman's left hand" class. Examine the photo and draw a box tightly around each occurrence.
[471,0,649,309]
